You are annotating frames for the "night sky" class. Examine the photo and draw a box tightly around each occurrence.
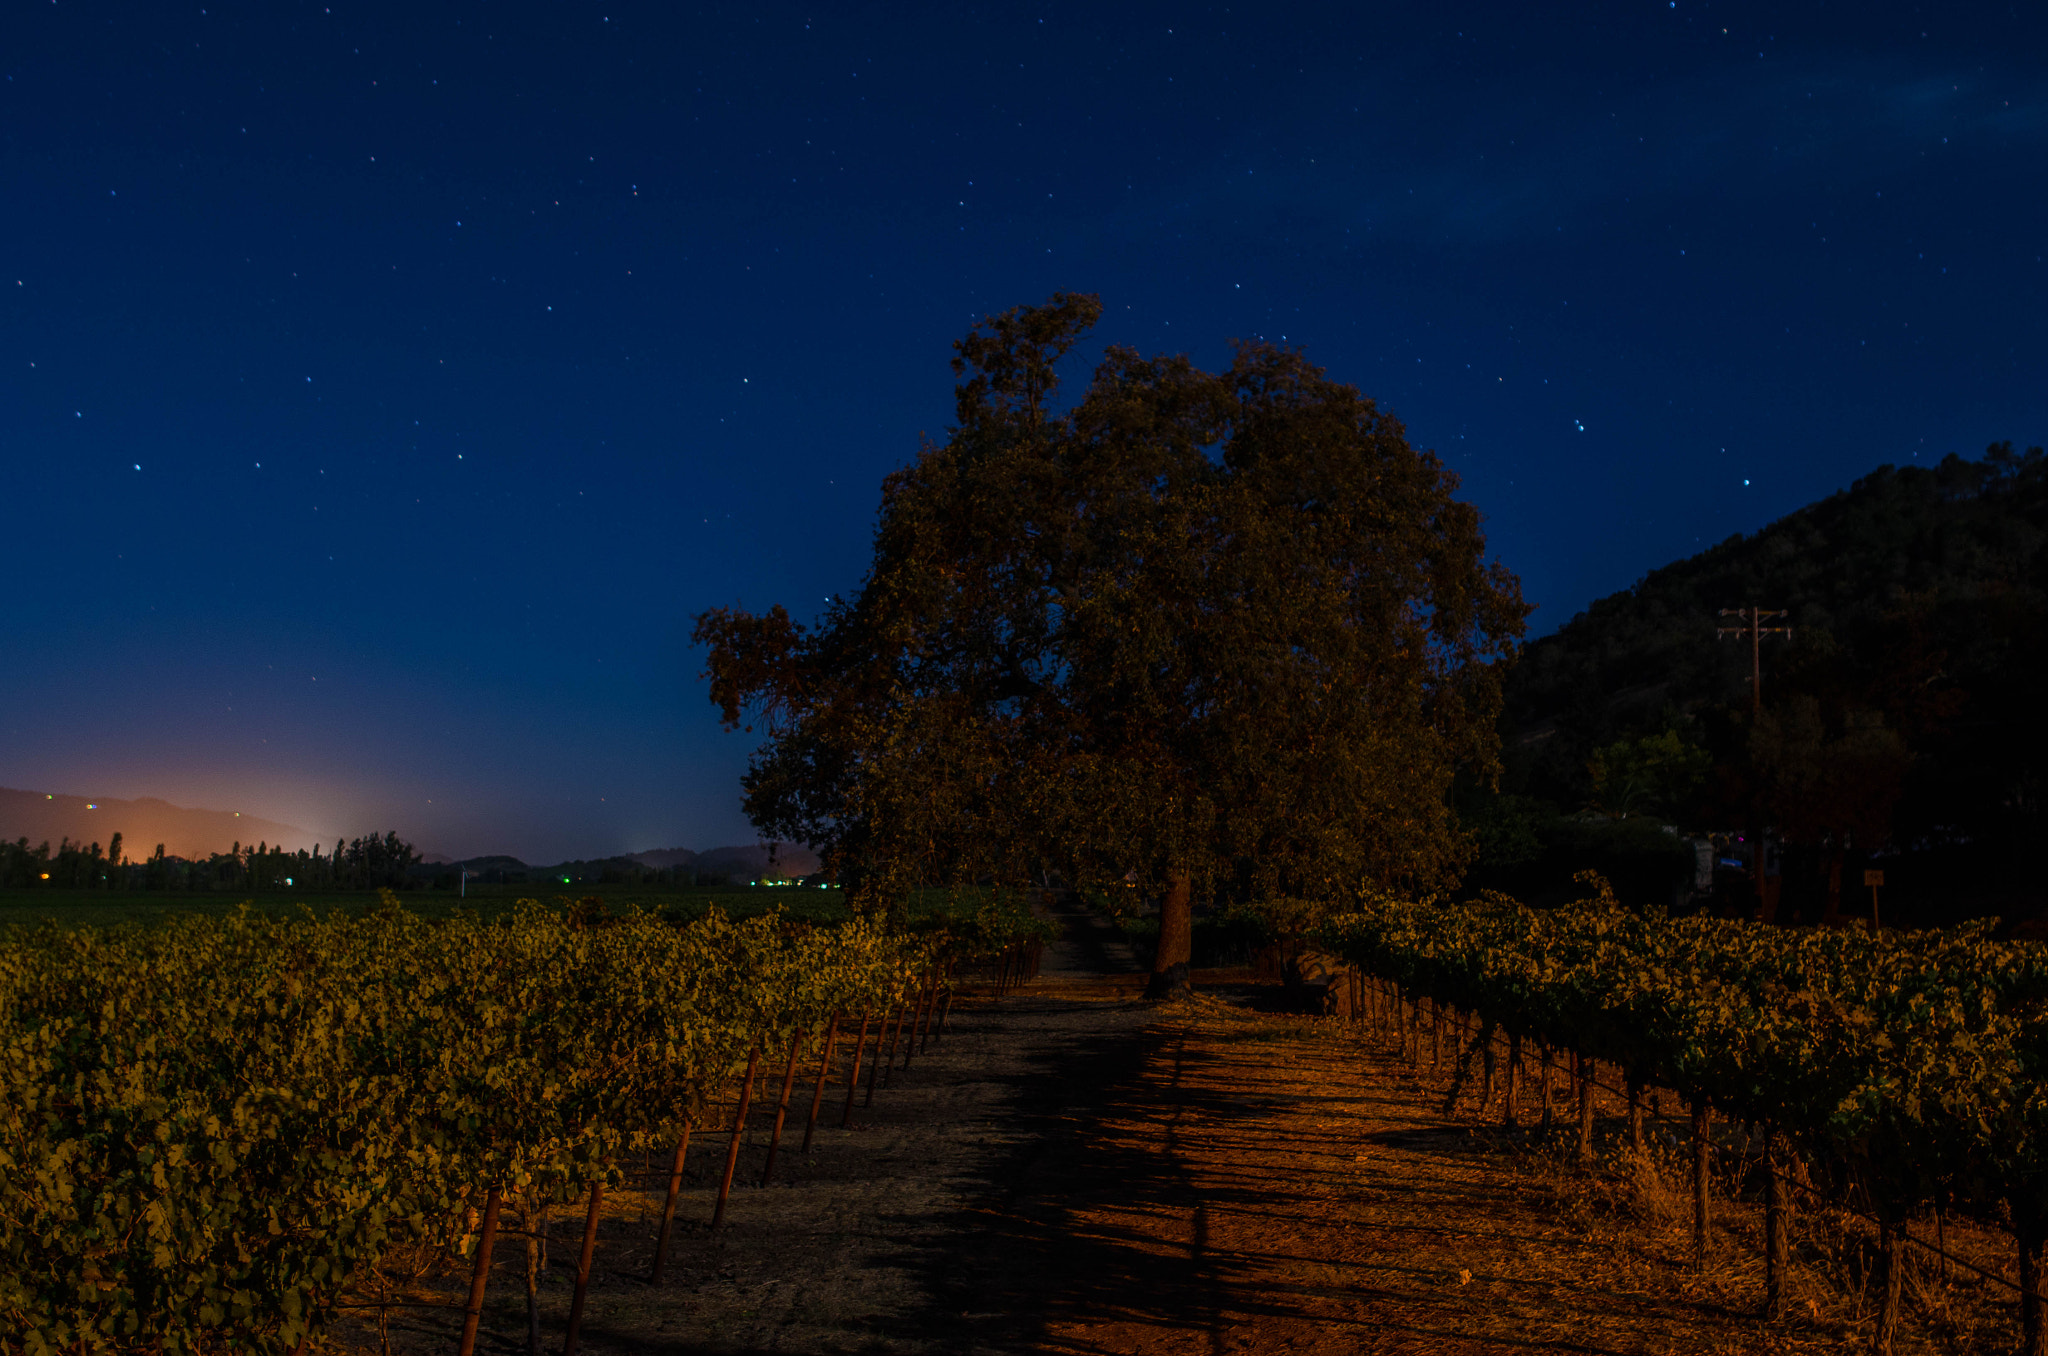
[6,2,2044,861]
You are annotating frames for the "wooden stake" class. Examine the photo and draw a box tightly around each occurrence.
[866,1006,895,1102]
[1627,1074,1645,1156]
[1764,1131,1791,1321]
[760,1027,807,1186]
[882,1001,909,1085]
[902,983,933,1071]
[801,1013,841,1153]
[1691,1098,1711,1270]
[525,1197,546,1356]
[840,1006,872,1128]
[1873,1209,1905,1355]
[913,976,936,1053]
[1576,1053,1595,1164]
[713,1048,760,1230]
[1503,1031,1521,1128]
[457,1185,502,1356]
[562,1177,603,1356]
[649,1124,692,1283]
[2019,1200,2046,1356]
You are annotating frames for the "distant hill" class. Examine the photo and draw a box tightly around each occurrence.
[426,842,822,885]
[621,844,821,878]
[1484,444,2045,920]
[1504,445,2045,830]
[627,847,700,870]
[0,787,319,860]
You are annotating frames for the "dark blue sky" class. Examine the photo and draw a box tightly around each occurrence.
[5,1,2043,860]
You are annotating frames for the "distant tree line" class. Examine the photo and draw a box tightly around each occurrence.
[0,832,422,892]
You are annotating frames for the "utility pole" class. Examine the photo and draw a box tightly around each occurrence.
[1717,607,1793,920]
[1717,607,1792,717]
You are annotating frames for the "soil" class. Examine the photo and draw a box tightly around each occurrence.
[338,904,1997,1355]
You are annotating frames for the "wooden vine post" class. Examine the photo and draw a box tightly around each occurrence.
[801,1013,842,1153]
[456,1185,503,1356]
[1576,1053,1595,1164]
[760,1026,808,1186]
[1690,1098,1711,1271]
[713,1047,762,1229]
[562,1175,605,1356]
[902,981,933,1071]
[525,1199,548,1356]
[1764,1131,1791,1321]
[1481,1028,1497,1108]
[840,1006,873,1128]
[2018,1199,2046,1356]
[934,968,956,1042]
[649,1123,694,1283]
[1626,1074,1645,1156]
[867,1005,898,1101]
[1873,1207,1905,1355]
[1503,1031,1521,1129]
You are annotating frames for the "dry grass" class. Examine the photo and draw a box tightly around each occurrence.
[1371,1013,2026,1356]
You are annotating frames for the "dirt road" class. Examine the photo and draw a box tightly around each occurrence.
[357,907,1873,1355]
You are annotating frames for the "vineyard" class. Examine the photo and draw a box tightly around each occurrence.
[10,880,2048,1354]
[1317,883,2048,1352]
[0,897,1045,1355]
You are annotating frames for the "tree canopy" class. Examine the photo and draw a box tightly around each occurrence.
[696,295,1527,965]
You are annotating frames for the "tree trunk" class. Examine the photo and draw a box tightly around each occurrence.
[1155,872,1193,969]
[1146,872,1193,997]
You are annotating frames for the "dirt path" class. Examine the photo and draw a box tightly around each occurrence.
[348,915,1882,1355]
[988,998,1793,1356]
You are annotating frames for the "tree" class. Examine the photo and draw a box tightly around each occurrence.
[696,295,1526,985]
[1587,727,1711,819]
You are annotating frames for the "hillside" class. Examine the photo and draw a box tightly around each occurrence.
[0,787,319,860]
[430,842,821,886]
[1483,444,2047,919]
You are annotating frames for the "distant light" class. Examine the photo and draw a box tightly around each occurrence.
[40,873,49,880]
[86,803,96,810]
[562,876,571,883]
[284,877,293,886]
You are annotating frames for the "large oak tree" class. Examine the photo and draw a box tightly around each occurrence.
[696,295,1526,983]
